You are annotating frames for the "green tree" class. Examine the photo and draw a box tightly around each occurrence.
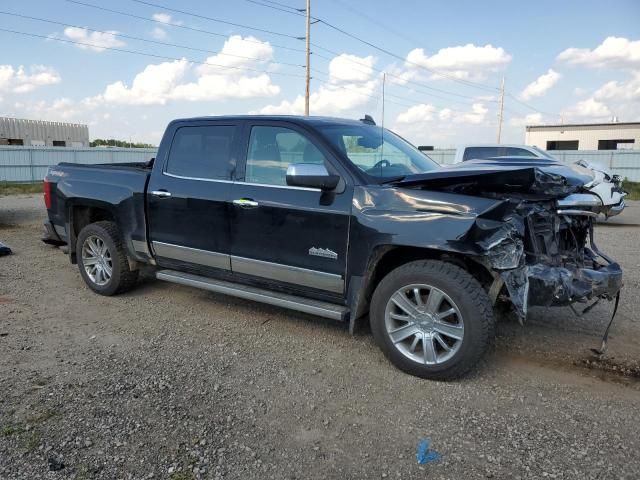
[90,138,156,148]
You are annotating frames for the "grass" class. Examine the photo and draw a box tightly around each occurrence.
[28,409,59,424]
[170,473,195,480]
[0,182,42,195]
[624,180,640,201]
[2,425,20,436]
[21,431,41,452]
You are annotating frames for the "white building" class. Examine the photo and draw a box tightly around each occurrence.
[0,117,89,147]
[525,122,640,151]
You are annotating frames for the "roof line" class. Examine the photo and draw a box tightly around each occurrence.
[526,122,640,129]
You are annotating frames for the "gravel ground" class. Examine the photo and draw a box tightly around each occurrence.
[1,194,639,480]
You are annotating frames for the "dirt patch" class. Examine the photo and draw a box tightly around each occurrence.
[2,194,640,479]
[577,355,640,380]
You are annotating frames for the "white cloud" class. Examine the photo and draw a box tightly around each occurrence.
[563,98,612,120]
[396,104,436,123]
[521,69,561,100]
[508,112,544,127]
[593,73,640,102]
[63,27,125,52]
[255,80,377,115]
[329,54,375,84]
[404,43,511,80]
[151,13,173,23]
[87,36,281,106]
[9,97,86,122]
[557,36,640,69]
[0,64,60,94]
[197,35,273,71]
[562,72,640,121]
[395,102,488,127]
[150,12,182,40]
[91,59,190,106]
[256,53,378,115]
[392,102,493,147]
[150,27,168,40]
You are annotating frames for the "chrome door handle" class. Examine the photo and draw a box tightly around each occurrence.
[151,190,172,198]
[233,198,259,208]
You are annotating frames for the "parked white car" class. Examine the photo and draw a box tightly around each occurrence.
[454,144,626,216]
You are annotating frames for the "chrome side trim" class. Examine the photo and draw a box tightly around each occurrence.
[239,181,321,192]
[131,239,151,256]
[162,171,234,183]
[231,255,343,293]
[156,270,348,321]
[161,171,320,191]
[152,241,231,270]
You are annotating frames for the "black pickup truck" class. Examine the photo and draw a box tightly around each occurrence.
[42,115,624,380]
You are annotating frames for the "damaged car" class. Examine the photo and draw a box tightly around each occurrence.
[42,115,625,380]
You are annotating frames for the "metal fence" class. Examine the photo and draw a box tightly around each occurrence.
[0,146,156,183]
[1,145,639,183]
[425,149,640,181]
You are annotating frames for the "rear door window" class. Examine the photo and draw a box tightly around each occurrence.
[166,125,236,180]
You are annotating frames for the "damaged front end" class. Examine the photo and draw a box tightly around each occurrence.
[399,163,624,329]
[481,198,622,319]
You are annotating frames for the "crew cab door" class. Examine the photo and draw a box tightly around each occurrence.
[229,121,352,296]
[146,120,241,271]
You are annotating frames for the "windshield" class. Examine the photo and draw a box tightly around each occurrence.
[530,145,556,160]
[317,124,439,180]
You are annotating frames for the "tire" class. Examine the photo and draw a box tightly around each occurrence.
[370,260,495,380]
[75,221,138,296]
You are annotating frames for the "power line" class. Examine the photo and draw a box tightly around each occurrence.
[0,10,306,69]
[324,0,424,47]
[60,0,306,52]
[506,93,558,118]
[127,0,303,39]
[311,72,481,114]
[254,0,306,11]
[243,0,305,15]
[311,48,493,106]
[0,27,306,78]
[312,18,499,92]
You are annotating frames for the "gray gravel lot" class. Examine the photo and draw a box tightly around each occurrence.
[1,194,639,480]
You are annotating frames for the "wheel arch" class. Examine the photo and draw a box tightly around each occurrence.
[347,244,494,332]
[67,202,117,264]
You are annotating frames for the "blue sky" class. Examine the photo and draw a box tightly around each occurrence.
[1,0,639,146]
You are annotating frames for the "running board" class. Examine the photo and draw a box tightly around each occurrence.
[156,270,349,321]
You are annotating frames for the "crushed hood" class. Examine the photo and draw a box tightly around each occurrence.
[394,157,595,197]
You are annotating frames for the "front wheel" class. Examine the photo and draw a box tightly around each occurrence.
[76,221,138,296]
[370,260,495,380]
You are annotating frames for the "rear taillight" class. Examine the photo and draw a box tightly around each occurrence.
[43,180,52,209]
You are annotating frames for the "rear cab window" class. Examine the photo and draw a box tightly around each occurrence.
[463,146,534,161]
[166,125,237,180]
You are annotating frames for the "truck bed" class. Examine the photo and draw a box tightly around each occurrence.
[44,161,152,254]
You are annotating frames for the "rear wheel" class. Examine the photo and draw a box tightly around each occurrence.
[370,260,495,380]
[76,221,138,296]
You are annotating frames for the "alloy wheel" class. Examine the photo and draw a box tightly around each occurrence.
[384,283,464,365]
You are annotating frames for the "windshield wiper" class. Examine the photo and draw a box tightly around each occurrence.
[378,175,406,184]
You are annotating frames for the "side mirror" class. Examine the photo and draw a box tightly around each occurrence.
[286,163,340,190]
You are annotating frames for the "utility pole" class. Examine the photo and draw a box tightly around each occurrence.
[496,76,505,143]
[304,0,311,116]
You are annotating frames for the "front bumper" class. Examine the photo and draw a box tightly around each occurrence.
[526,260,622,307]
[500,250,623,318]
